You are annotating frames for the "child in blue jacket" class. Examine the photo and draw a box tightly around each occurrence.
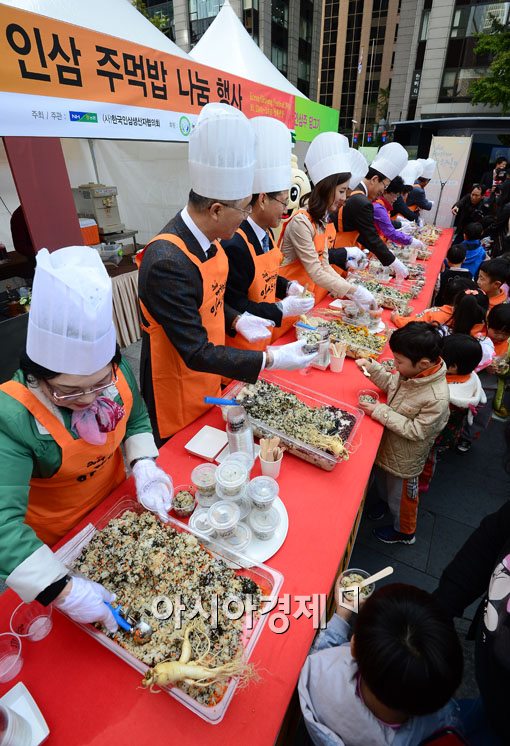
[460,222,486,278]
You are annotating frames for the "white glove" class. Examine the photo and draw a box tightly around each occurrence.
[417,218,424,228]
[348,285,377,312]
[132,458,173,523]
[389,257,409,280]
[278,295,315,318]
[286,281,305,297]
[428,200,435,209]
[399,220,414,235]
[53,576,118,633]
[235,312,275,342]
[267,339,319,371]
[345,247,369,270]
[410,237,425,250]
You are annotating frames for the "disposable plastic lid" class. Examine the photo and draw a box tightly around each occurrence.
[222,523,252,551]
[189,509,215,536]
[249,507,280,533]
[215,482,248,502]
[216,461,248,489]
[191,463,217,488]
[225,451,254,470]
[207,501,241,531]
[248,476,279,503]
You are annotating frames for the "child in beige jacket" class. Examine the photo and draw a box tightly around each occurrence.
[356,322,449,544]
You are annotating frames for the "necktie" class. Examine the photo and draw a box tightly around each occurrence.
[205,243,217,259]
[261,233,270,253]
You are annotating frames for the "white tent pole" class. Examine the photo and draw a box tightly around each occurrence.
[88,139,100,183]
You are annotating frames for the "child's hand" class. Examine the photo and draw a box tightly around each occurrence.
[390,311,398,324]
[358,399,377,415]
[355,358,371,370]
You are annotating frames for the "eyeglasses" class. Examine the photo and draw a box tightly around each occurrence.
[48,366,118,402]
[270,196,289,209]
[219,202,253,218]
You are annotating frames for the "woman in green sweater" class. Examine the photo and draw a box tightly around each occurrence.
[0,246,173,632]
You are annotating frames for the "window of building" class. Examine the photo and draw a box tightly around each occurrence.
[272,0,289,27]
[271,44,288,75]
[419,9,430,41]
[439,66,488,101]
[146,0,175,40]
[243,0,259,41]
[299,0,314,43]
[451,2,509,39]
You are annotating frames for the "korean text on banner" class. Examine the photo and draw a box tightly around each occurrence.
[0,4,295,141]
[294,97,339,142]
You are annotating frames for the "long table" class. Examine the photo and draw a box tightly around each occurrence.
[0,229,453,745]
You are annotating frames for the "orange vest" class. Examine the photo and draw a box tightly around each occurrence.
[278,209,335,305]
[227,228,283,352]
[136,233,228,439]
[333,189,365,248]
[408,183,421,213]
[0,371,132,546]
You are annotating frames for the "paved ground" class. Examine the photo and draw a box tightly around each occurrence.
[6,341,509,712]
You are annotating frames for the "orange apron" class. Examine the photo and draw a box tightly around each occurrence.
[333,189,365,248]
[278,209,336,305]
[407,183,421,213]
[373,197,390,244]
[137,233,228,439]
[227,228,283,353]
[0,371,133,546]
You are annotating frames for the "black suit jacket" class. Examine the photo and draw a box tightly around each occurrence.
[342,184,395,266]
[138,212,263,441]
[221,220,290,326]
[391,195,419,223]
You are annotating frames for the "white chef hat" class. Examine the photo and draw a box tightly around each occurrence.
[371,142,409,181]
[188,103,256,201]
[421,158,436,179]
[400,160,422,187]
[251,116,292,194]
[27,246,116,376]
[348,149,369,190]
[305,132,351,186]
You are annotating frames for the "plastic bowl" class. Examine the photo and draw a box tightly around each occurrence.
[189,508,216,538]
[215,461,249,497]
[358,389,380,406]
[172,484,197,518]
[191,463,217,496]
[248,507,280,541]
[207,501,241,538]
[248,476,279,512]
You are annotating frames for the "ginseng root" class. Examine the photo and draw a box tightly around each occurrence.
[141,619,255,693]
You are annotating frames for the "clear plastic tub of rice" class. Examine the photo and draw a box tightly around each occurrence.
[248,507,280,541]
[188,508,216,538]
[248,476,278,512]
[207,501,241,538]
[215,461,249,497]
[191,463,217,496]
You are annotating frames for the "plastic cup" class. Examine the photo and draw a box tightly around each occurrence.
[207,501,240,538]
[358,389,379,406]
[224,450,255,473]
[336,568,375,609]
[189,508,216,538]
[248,507,280,541]
[248,476,279,511]
[172,484,197,518]
[0,703,32,746]
[196,489,219,509]
[191,463,217,496]
[215,461,248,497]
[219,523,252,553]
[330,354,346,373]
[0,634,23,683]
[9,600,53,641]
[259,452,284,479]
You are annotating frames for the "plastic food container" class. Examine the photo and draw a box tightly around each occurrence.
[224,374,364,472]
[224,451,255,473]
[358,389,380,406]
[54,496,283,725]
[337,568,375,605]
[79,217,99,245]
[172,484,197,518]
[249,507,280,541]
[196,489,219,509]
[296,314,389,361]
[188,508,216,538]
[216,481,247,503]
[215,461,248,497]
[218,523,252,553]
[248,476,278,512]
[191,463,217,496]
[207,501,241,538]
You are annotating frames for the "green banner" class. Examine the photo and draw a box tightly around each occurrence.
[294,97,339,142]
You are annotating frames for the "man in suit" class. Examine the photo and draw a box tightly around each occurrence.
[137,104,316,445]
[340,142,410,280]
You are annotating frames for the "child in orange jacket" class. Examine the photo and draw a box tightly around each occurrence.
[477,259,508,310]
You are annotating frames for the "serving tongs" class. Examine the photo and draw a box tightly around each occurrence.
[105,603,153,643]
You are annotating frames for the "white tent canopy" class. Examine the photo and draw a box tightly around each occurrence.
[189,0,307,99]
[5,0,190,58]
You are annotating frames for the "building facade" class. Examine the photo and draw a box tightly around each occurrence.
[388,0,508,124]
[146,0,322,99]
[319,0,401,139]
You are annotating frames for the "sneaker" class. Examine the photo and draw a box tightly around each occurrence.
[456,438,471,453]
[373,525,416,544]
[367,500,388,521]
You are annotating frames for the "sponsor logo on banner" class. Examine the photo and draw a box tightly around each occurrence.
[70,110,98,123]
[179,115,192,137]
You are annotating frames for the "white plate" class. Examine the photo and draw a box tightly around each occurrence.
[230,496,288,566]
[184,426,228,461]
[0,682,49,745]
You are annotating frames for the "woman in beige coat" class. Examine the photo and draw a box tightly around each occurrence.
[356,322,449,545]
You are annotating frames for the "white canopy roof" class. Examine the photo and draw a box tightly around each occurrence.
[189,0,307,98]
[5,0,190,58]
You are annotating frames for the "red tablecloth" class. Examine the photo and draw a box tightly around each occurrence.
[0,230,453,745]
